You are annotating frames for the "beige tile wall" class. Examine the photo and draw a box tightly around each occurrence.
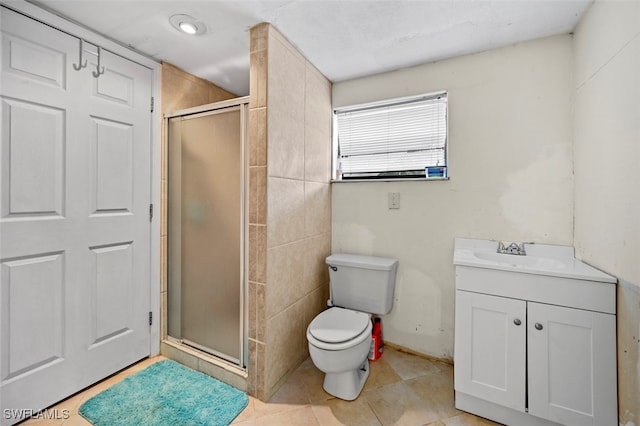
[248,23,269,399]
[161,62,237,114]
[248,23,332,400]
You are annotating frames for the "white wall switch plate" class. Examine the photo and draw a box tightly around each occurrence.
[388,192,400,209]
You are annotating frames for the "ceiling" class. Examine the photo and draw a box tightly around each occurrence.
[32,0,593,96]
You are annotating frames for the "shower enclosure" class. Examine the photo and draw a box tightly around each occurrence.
[167,97,248,367]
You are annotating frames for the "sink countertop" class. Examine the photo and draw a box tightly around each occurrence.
[453,238,616,283]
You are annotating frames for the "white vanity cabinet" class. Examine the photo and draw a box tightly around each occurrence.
[453,238,618,426]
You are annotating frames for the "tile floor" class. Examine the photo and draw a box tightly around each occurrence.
[24,347,501,426]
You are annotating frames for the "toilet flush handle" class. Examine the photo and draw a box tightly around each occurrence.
[327,265,337,308]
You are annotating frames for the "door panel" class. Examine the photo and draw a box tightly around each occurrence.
[81,47,151,374]
[454,290,526,412]
[528,302,617,426]
[2,99,65,217]
[94,65,134,105]
[91,117,134,212]
[1,253,64,379]
[89,242,134,346]
[0,8,152,424]
[2,30,66,89]
[0,11,82,418]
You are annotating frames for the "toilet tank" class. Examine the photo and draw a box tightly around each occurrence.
[326,253,399,315]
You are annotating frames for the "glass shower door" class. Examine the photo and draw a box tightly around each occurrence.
[167,105,245,365]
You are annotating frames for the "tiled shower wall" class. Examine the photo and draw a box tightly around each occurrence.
[248,23,333,400]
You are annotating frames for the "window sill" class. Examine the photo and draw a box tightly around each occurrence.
[331,177,450,183]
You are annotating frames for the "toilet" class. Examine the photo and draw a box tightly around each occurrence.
[306,253,399,400]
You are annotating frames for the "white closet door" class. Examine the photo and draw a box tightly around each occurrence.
[0,8,151,424]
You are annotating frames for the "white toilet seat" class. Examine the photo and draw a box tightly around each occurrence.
[307,307,372,351]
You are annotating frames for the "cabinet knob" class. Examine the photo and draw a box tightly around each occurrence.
[535,323,543,330]
[513,319,522,326]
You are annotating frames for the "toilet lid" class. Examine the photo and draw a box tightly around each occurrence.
[308,308,370,343]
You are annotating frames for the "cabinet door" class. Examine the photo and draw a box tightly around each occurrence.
[528,303,617,426]
[455,291,526,411]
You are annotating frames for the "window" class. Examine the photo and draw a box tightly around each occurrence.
[333,92,448,180]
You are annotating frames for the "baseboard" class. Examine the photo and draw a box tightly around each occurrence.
[383,341,453,365]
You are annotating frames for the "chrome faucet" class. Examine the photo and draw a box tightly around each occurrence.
[497,241,526,256]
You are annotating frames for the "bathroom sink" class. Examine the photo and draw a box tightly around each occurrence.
[472,251,569,270]
[453,238,616,283]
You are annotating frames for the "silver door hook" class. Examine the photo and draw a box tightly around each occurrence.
[92,46,105,78]
[73,39,88,71]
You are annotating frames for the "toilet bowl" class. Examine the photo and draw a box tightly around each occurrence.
[307,307,373,400]
[306,253,398,401]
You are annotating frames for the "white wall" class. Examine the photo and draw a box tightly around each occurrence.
[332,36,574,360]
[573,0,640,285]
[572,1,640,424]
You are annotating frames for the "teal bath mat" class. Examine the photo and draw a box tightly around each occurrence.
[79,360,248,426]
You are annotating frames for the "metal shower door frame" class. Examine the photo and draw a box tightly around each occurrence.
[165,96,249,369]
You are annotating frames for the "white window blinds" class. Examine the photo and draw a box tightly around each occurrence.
[335,93,447,179]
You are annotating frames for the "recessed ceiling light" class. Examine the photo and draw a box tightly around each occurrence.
[169,14,206,36]
[179,22,198,35]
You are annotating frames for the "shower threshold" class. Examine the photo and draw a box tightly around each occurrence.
[181,338,241,366]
